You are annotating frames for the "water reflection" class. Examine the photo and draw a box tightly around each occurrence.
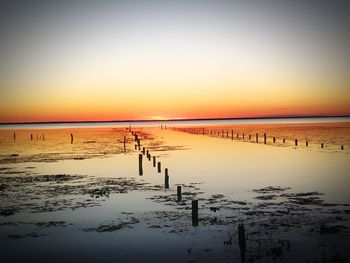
[0,120,350,262]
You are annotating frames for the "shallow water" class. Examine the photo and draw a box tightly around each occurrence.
[0,119,350,262]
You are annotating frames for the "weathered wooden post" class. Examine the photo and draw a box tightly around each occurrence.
[13,132,16,141]
[146,149,149,157]
[273,137,275,143]
[71,133,73,144]
[222,130,224,137]
[341,145,344,150]
[231,130,234,140]
[249,134,251,140]
[31,134,33,141]
[238,223,246,263]
[243,133,245,140]
[177,186,182,202]
[135,144,137,150]
[283,138,286,143]
[321,143,324,148]
[306,141,308,147]
[157,162,161,173]
[192,200,198,226]
[164,168,169,189]
[263,133,266,144]
[138,154,143,176]
[123,136,126,151]
[237,133,239,139]
[153,156,156,167]
[226,131,228,138]
[42,134,44,141]
[295,139,298,146]
[142,147,145,155]
[256,133,258,143]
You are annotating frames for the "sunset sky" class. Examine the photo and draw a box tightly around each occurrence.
[0,0,349,123]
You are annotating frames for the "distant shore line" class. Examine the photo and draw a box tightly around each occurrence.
[0,115,349,126]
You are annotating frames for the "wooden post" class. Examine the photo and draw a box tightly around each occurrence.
[138,154,143,176]
[321,143,324,148]
[146,150,149,156]
[243,133,245,140]
[237,133,239,139]
[306,141,308,147]
[42,134,44,141]
[256,133,258,143]
[249,134,251,140]
[70,133,73,144]
[164,168,169,189]
[231,130,234,140]
[192,200,198,226]
[13,132,16,141]
[226,131,228,138]
[142,147,145,155]
[157,162,161,173]
[295,139,298,146]
[135,144,137,150]
[238,223,246,263]
[341,145,344,150]
[222,130,224,137]
[123,136,126,151]
[177,186,182,202]
[153,156,156,167]
[31,134,33,141]
[283,138,286,143]
[263,133,266,144]
[273,137,275,143]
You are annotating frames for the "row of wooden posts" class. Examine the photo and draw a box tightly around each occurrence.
[173,128,345,150]
[11,132,75,144]
[129,127,247,262]
[130,129,201,226]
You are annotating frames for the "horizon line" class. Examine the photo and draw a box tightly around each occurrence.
[0,114,349,126]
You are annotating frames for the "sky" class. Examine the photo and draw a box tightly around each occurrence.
[0,0,349,123]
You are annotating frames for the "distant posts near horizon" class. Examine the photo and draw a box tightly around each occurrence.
[192,200,199,227]
[231,130,234,140]
[13,132,16,141]
[42,134,44,141]
[321,143,324,148]
[157,162,161,173]
[222,130,224,137]
[153,156,156,167]
[273,137,276,143]
[164,168,169,189]
[306,141,308,147]
[283,138,286,143]
[238,223,246,263]
[138,154,143,176]
[135,144,137,150]
[249,134,251,140]
[295,139,298,146]
[31,134,33,141]
[263,133,266,144]
[243,133,245,140]
[177,186,182,202]
[226,131,228,138]
[341,145,344,150]
[255,133,258,143]
[123,136,126,151]
[71,133,74,144]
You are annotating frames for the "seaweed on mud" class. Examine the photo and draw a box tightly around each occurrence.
[8,232,46,240]
[88,187,110,198]
[83,217,140,232]
[253,186,291,194]
[255,195,277,201]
